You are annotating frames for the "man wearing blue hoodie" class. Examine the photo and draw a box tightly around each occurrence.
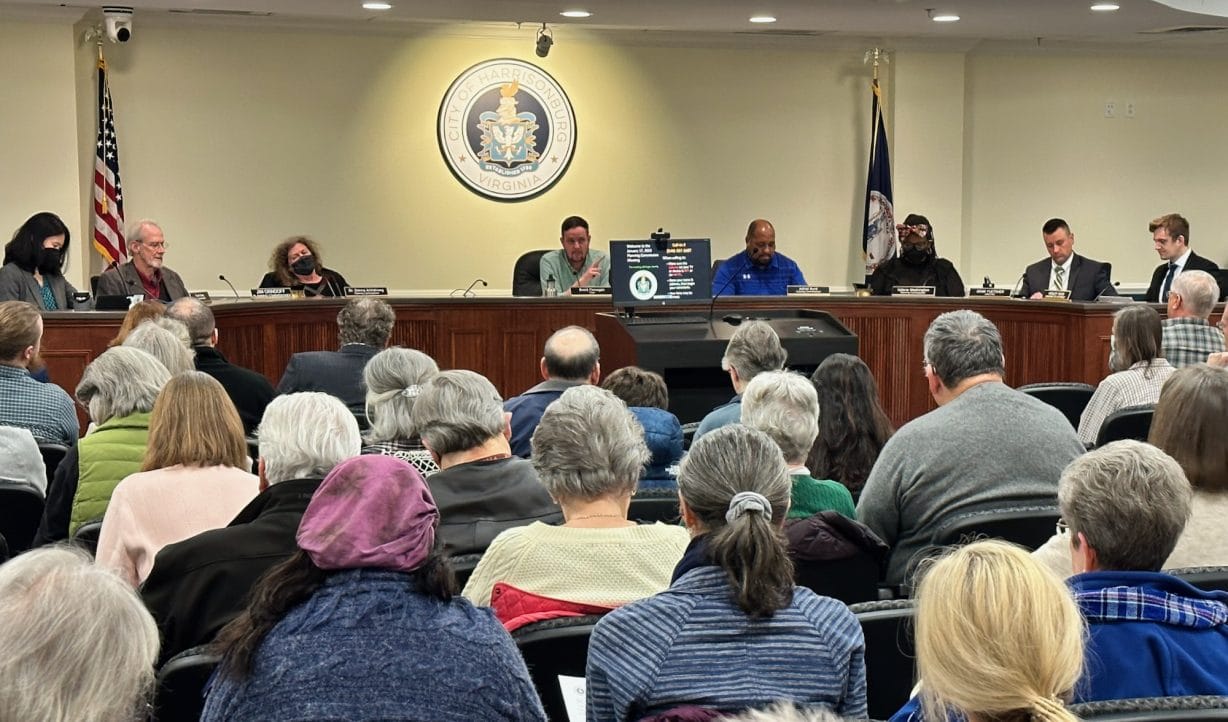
[1061,440,1228,700]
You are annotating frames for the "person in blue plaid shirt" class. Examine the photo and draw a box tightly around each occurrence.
[0,301,78,446]
[1161,270,1225,368]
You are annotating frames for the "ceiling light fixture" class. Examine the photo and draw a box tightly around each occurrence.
[927,9,960,22]
[1090,2,1120,10]
[749,15,777,23]
[560,10,592,18]
[535,23,554,57]
[362,2,392,9]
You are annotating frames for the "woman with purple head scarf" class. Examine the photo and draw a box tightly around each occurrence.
[203,455,546,721]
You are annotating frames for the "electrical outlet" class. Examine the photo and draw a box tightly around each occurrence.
[1125,101,1136,118]
[1104,101,1117,118]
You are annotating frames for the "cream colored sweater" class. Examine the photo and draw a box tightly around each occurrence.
[1033,490,1228,577]
[95,464,259,586]
[462,521,691,607]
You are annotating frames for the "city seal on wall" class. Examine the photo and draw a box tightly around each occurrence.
[438,58,577,202]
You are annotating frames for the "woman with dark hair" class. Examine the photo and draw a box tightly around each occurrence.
[586,425,867,720]
[807,353,894,501]
[258,236,349,297]
[203,455,546,721]
[868,213,965,297]
[0,212,84,309]
[1076,304,1173,445]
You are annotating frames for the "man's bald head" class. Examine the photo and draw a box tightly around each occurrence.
[542,326,601,382]
[165,297,216,347]
[745,218,776,267]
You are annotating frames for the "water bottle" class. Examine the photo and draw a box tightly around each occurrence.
[544,275,558,297]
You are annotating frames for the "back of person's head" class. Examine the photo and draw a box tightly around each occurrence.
[1149,212,1190,243]
[5,212,71,274]
[807,354,894,498]
[915,540,1083,722]
[740,370,819,465]
[1171,270,1220,319]
[542,325,600,381]
[1149,364,1228,493]
[721,320,787,382]
[215,455,454,680]
[678,425,793,618]
[76,346,171,424]
[532,385,650,502]
[1059,440,1192,572]
[412,369,505,456]
[0,427,46,493]
[0,546,158,722]
[723,702,843,722]
[1110,305,1162,371]
[337,297,395,347]
[108,300,166,348]
[0,300,42,363]
[363,347,439,444]
[257,392,361,484]
[122,318,195,375]
[143,371,247,472]
[600,366,668,409]
[165,296,216,346]
[923,310,1005,388]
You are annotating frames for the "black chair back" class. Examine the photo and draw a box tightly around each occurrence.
[512,249,551,297]
[849,599,916,721]
[929,505,1060,552]
[628,490,680,525]
[0,481,46,554]
[153,645,222,722]
[1170,566,1228,595]
[71,518,104,556]
[1018,382,1096,429]
[1096,405,1154,447]
[37,442,69,484]
[451,552,483,590]
[1070,695,1228,720]
[512,614,604,722]
[794,555,882,606]
[245,436,260,474]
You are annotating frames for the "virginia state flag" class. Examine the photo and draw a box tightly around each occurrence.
[862,78,894,280]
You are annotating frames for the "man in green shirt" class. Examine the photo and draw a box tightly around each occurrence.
[538,215,610,293]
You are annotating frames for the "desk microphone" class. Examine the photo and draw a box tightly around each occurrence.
[218,274,240,301]
[1094,281,1122,302]
[1009,272,1027,298]
[451,278,488,297]
[707,250,755,326]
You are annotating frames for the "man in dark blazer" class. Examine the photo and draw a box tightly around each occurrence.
[277,297,395,424]
[1019,218,1115,301]
[1145,213,1221,303]
[94,220,189,301]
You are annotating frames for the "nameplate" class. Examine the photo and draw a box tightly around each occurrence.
[71,292,91,304]
[969,288,1011,297]
[572,285,612,296]
[892,285,936,296]
[344,286,389,296]
[251,287,291,297]
[787,285,830,296]
[1042,289,1072,301]
[190,291,212,303]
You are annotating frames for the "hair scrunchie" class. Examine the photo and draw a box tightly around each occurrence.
[401,385,421,399]
[725,491,772,523]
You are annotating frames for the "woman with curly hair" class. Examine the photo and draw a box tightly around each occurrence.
[258,236,349,297]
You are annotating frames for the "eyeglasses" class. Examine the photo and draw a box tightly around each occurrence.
[138,241,168,250]
[921,360,932,375]
[1055,518,1069,536]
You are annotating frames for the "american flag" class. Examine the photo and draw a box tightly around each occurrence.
[93,56,126,266]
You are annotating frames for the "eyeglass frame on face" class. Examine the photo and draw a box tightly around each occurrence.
[138,240,169,250]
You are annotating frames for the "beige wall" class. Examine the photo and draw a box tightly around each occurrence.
[1,17,1226,294]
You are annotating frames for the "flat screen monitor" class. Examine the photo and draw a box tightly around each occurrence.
[609,239,712,309]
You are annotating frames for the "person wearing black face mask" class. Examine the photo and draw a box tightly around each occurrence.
[259,236,350,297]
[0,212,86,310]
[868,213,966,297]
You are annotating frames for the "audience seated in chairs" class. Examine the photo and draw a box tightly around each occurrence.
[600,366,682,491]
[360,346,440,477]
[0,300,78,446]
[0,426,47,496]
[504,325,601,458]
[121,317,195,375]
[586,425,867,720]
[694,320,787,441]
[94,371,258,586]
[742,370,855,519]
[203,455,547,720]
[1076,305,1174,446]
[0,547,158,722]
[34,346,170,545]
[807,353,894,502]
[106,299,166,347]
[1036,365,1228,577]
[1161,270,1225,368]
[786,510,888,605]
[141,392,361,666]
[463,385,689,621]
[891,540,1084,722]
[411,369,561,556]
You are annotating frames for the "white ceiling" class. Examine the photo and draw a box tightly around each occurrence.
[3,0,1228,49]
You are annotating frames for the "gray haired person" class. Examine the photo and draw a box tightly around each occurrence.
[857,309,1085,586]
[462,385,689,607]
[412,370,561,556]
[741,370,855,519]
[361,347,440,477]
[695,320,788,439]
[1162,269,1225,368]
[122,317,195,375]
[504,325,602,458]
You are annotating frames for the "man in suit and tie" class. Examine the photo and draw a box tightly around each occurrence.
[94,220,189,302]
[1019,218,1115,301]
[1145,213,1221,303]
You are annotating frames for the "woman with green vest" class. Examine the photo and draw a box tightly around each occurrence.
[34,346,170,545]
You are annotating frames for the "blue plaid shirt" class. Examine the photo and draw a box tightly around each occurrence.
[0,364,78,445]
[1162,317,1226,368]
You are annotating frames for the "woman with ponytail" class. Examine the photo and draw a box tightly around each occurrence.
[585,425,866,721]
[892,539,1084,722]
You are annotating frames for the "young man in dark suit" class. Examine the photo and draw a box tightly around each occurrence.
[1019,218,1115,301]
[1145,213,1221,303]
